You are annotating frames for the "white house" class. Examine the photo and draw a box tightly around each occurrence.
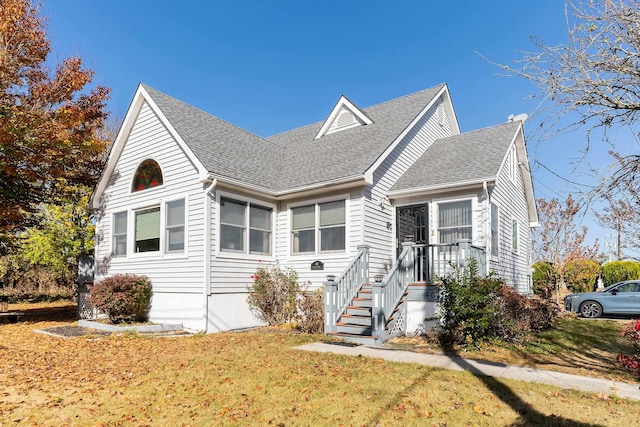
[90,83,537,342]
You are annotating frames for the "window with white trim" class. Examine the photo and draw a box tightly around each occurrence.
[112,211,127,257]
[135,207,160,253]
[166,199,185,253]
[438,200,472,244]
[292,200,345,254]
[491,203,499,258]
[512,218,519,251]
[220,197,272,255]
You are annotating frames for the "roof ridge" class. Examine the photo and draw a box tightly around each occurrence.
[141,83,281,148]
[266,83,446,140]
[452,120,520,137]
[363,83,446,110]
[266,120,320,140]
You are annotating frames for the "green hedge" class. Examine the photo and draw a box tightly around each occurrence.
[602,261,640,286]
[532,262,556,295]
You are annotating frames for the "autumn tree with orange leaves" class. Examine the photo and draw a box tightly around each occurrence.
[0,0,110,253]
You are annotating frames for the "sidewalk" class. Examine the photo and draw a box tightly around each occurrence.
[296,341,640,401]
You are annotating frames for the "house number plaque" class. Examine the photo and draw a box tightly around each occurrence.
[310,260,324,271]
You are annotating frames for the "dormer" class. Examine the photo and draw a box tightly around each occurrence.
[314,95,373,139]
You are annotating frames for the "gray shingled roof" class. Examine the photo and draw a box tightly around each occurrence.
[390,121,521,193]
[142,83,445,192]
[267,85,445,189]
[142,85,282,191]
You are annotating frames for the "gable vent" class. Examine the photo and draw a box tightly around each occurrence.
[333,109,357,129]
[314,95,373,139]
[326,108,365,134]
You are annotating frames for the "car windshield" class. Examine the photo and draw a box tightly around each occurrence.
[604,282,640,293]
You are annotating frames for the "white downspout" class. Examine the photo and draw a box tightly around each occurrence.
[483,181,489,276]
[203,178,217,332]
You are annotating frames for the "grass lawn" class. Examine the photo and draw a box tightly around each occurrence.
[388,315,638,383]
[1,302,639,426]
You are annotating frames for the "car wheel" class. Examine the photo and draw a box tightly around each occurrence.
[579,301,603,318]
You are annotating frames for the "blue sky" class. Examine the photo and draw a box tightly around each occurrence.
[43,0,626,251]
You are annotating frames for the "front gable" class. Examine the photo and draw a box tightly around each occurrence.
[90,84,209,210]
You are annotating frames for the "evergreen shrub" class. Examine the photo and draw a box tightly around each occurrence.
[532,262,556,296]
[602,261,640,286]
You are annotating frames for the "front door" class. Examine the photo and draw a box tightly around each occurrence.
[396,204,429,281]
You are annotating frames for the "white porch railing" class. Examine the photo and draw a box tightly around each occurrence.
[324,241,486,342]
[324,245,369,333]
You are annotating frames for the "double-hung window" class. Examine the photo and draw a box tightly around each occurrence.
[166,199,185,253]
[220,197,272,255]
[135,207,160,253]
[292,200,345,254]
[112,211,128,257]
[128,199,185,255]
[438,200,472,244]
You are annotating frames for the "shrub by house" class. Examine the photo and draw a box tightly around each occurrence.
[90,274,152,323]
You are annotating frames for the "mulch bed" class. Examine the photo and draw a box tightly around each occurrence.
[38,325,111,338]
[36,324,192,338]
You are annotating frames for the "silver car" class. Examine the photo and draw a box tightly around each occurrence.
[564,280,640,318]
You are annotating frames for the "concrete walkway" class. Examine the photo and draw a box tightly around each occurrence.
[296,342,640,401]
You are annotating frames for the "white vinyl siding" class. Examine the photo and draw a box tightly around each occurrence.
[488,136,532,294]
[366,96,453,274]
[94,101,205,307]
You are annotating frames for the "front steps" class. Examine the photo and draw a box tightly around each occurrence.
[327,283,413,346]
[327,284,379,346]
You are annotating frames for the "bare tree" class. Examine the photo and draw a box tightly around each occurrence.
[502,1,640,138]
[533,195,600,293]
[594,193,639,258]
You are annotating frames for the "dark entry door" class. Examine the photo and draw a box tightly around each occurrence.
[396,204,428,256]
[396,204,429,281]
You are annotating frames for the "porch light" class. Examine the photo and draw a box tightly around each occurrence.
[374,274,384,283]
[326,274,336,282]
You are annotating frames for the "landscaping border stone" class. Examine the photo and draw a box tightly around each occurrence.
[78,319,182,333]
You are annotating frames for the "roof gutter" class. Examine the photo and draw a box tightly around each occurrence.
[209,174,367,201]
[388,178,496,199]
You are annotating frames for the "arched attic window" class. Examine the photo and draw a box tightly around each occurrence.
[132,159,163,192]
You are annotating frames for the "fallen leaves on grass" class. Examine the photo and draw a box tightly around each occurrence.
[2,302,640,426]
